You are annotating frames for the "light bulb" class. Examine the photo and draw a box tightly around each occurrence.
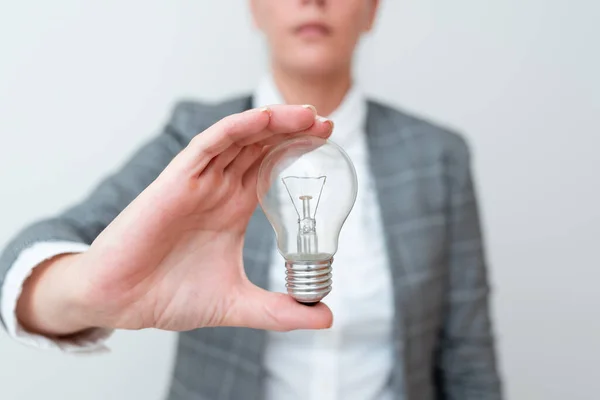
[257,136,358,304]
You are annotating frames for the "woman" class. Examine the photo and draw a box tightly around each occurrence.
[0,1,502,399]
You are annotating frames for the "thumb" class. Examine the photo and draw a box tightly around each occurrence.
[224,283,333,331]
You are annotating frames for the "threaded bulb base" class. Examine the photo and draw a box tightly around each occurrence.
[285,257,333,304]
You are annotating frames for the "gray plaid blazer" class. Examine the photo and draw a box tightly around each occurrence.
[0,96,502,400]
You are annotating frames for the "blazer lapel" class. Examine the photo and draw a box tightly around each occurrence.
[244,208,274,289]
[365,100,412,394]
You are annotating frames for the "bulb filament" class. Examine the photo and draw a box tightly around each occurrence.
[282,176,326,255]
[298,195,317,254]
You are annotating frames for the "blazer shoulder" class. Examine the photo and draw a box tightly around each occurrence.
[367,99,472,165]
[167,95,252,141]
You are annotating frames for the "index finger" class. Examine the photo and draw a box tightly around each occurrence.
[182,104,321,175]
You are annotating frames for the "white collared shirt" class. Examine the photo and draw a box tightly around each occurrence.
[0,76,395,400]
[255,76,395,400]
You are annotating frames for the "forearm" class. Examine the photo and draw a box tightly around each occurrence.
[17,253,95,337]
[6,126,183,337]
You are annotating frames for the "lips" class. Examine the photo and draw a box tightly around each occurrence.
[294,22,332,38]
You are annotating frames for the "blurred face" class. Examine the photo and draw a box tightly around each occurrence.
[251,0,379,77]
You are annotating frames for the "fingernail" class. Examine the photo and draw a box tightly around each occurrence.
[259,106,272,117]
[302,104,317,115]
[317,116,334,131]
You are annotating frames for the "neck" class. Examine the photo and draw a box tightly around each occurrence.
[271,64,352,117]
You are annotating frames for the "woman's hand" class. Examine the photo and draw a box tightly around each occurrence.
[17,105,334,336]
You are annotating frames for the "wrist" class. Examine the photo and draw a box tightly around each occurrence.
[16,253,95,336]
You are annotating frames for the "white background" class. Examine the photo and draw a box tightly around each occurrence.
[1,1,599,399]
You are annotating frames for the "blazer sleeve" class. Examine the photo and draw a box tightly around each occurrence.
[434,137,503,399]
[0,105,188,329]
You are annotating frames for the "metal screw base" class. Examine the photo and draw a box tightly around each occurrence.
[285,257,333,304]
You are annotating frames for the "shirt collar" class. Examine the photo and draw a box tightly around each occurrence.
[252,75,367,149]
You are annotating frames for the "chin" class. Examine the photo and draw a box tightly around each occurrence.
[281,50,345,78]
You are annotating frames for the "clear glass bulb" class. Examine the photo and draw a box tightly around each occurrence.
[257,136,358,304]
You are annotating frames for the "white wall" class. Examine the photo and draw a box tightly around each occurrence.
[0,1,598,399]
